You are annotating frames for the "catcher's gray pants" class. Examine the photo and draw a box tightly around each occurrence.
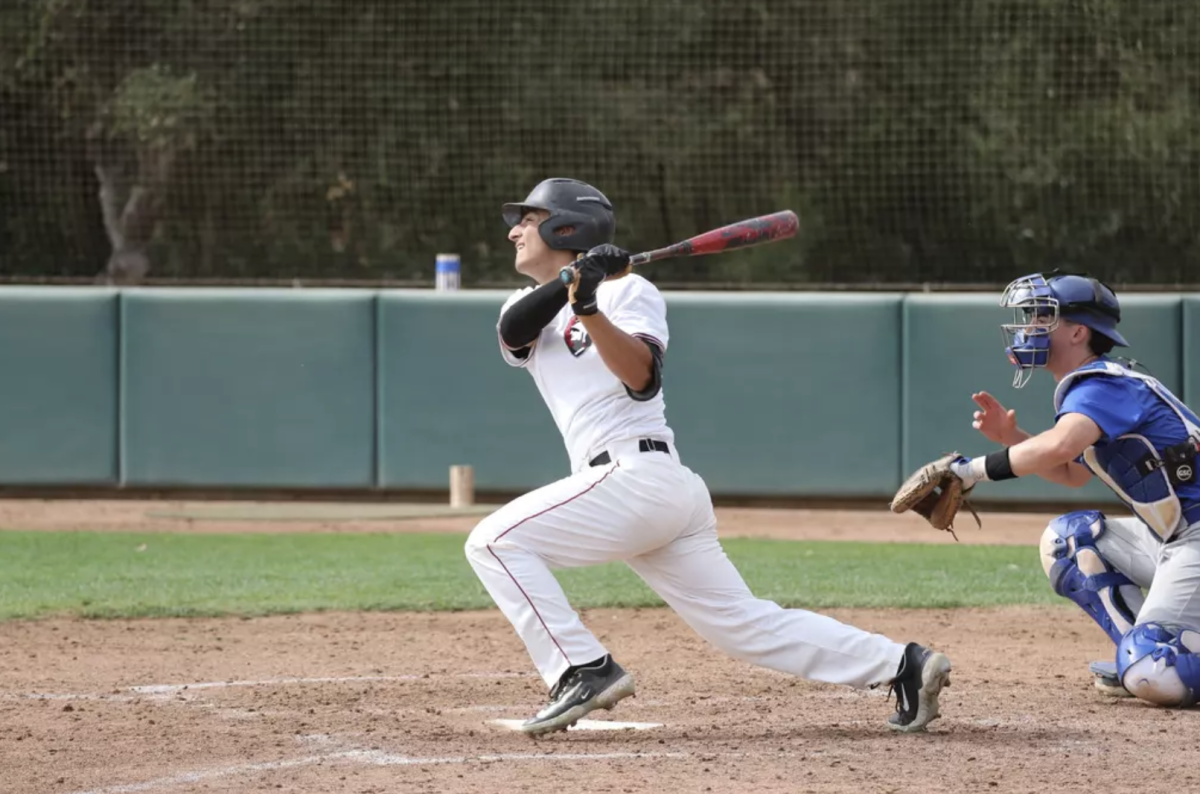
[1042,513,1200,634]
[1095,517,1200,630]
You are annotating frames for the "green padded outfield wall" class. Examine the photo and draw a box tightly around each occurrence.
[377,291,903,496]
[662,293,903,496]
[902,295,1183,506]
[1186,297,1200,409]
[0,287,1196,498]
[121,289,376,487]
[377,291,567,490]
[376,291,904,497]
[0,288,119,484]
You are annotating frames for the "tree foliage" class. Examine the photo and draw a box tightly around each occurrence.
[1,0,1197,285]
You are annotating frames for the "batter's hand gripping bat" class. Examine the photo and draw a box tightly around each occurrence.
[557,209,799,286]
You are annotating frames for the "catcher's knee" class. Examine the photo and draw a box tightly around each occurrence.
[1040,510,1139,644]
[1117,622,1200,707]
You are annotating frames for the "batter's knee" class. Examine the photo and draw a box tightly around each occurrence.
[1117,622,1200,707]
[463,518,498,564]
[1039,510,1139,644]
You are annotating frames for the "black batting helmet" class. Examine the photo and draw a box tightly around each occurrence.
[501,178,615,253]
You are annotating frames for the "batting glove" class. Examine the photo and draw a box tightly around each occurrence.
[568,245,631,316]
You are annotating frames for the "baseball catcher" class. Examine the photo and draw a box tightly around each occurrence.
[891,271,1200,708]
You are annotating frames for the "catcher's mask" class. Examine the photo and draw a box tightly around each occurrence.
[999,271,1129,388]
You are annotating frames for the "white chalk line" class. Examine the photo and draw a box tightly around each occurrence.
[8,683,868,721]
[441,694,771,714]
[4,671,532,703]
[343,748,693,765]
[65,755,334,794]
[127,671,530,694]
[35,677,819,794]
[66,738,700,794]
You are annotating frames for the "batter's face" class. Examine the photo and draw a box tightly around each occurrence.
[508,210,574,283]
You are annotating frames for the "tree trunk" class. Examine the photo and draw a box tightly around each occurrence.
[87,122,161,284]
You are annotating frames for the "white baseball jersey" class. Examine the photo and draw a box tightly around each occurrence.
[496,274,675,472]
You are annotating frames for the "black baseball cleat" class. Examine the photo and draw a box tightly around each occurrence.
[886,642,952,733]
[519,655,636,736]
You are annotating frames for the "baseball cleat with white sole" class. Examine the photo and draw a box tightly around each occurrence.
[520,655,636,736]
[1089,660,1134,698]
[886,642,952,733]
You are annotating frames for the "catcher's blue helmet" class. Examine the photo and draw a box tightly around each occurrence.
[1000,271,1129,387]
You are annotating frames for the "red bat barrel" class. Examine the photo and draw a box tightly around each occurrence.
[557,209,798,285]
[629,210,799,265]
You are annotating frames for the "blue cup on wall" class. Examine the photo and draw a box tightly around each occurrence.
[436,253,461,291]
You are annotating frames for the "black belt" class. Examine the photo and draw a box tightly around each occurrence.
[589,439,670,467]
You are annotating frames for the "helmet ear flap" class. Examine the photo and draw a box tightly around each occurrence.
[538,210,603,252]
[503,178,616,253]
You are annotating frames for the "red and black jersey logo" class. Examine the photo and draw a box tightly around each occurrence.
[563,315,593,358]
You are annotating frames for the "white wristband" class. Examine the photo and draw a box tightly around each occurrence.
[949,456,989,489]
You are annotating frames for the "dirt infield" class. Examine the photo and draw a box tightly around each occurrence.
[3,499,1196,793]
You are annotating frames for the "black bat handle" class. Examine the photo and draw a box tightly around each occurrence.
[558,250,649,286]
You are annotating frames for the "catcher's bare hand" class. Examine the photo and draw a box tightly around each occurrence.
[971,391,1018,446]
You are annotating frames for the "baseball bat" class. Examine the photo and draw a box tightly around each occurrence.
[558,209,799,286]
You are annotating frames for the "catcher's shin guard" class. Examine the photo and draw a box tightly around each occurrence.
[1117,622,1200,707]
[1040,511,1142,644]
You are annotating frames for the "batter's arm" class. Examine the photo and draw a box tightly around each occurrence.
[578,312,655,394]
[499,279,570,352]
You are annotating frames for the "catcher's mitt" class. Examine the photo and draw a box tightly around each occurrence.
[889,453,982,540]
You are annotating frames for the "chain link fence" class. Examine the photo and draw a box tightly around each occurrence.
[2,0,1198,288]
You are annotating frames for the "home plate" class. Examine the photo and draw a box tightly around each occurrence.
[488,718,663,732]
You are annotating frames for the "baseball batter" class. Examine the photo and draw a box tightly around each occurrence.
[906,271,1200,706]
[463,177,952,735]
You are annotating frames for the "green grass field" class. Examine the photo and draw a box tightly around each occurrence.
[0,531,1061,621]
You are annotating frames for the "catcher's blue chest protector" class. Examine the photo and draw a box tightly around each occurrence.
[1054,360,1200,542]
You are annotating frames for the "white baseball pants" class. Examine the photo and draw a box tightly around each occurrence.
[465,441,906,690]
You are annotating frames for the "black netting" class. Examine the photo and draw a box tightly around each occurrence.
[2,0,1198,287]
